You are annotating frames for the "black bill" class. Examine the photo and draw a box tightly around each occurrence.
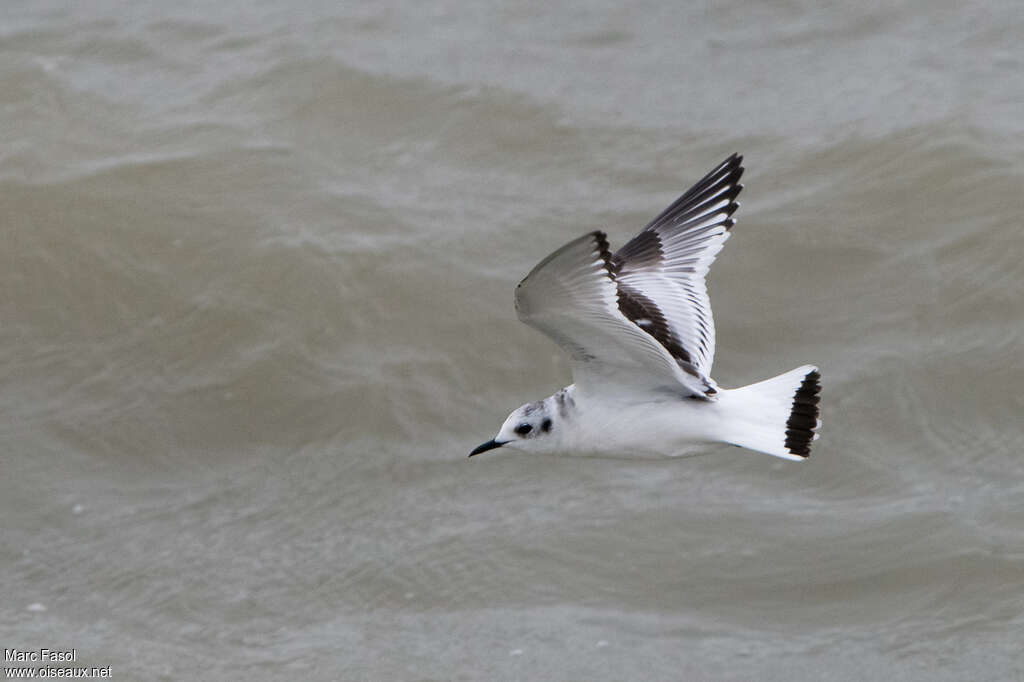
[468,439,505,457]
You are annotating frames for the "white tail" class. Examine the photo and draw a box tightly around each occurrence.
[717,365,822,461]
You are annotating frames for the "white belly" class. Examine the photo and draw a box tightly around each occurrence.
[558,395,730,459]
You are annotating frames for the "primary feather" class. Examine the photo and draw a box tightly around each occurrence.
[515,154,745,399]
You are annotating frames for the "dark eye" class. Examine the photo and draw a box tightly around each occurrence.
[514,423,533,436]
[541,418,552,433]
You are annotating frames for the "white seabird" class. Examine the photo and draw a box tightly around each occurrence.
[470,154,821,461]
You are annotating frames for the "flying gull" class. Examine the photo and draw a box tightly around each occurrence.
[470,154,821,461]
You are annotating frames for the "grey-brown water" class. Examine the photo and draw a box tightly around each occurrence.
[2,2,1023,680]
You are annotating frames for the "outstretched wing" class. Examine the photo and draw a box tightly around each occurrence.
[612,153,744,385]
[515,231,712,398]
[514,154,744,399]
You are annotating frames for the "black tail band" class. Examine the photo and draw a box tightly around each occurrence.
[784,370,822,457]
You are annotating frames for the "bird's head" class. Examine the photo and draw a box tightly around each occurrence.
[469,399,559,457]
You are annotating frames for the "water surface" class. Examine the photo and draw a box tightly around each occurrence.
[2,2,1023,680]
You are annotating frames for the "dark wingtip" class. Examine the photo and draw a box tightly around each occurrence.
[784,369,822,458]
[640,153,746,234]
[590,230,614,277]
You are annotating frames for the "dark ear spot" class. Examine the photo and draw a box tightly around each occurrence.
[541,418,552,433]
